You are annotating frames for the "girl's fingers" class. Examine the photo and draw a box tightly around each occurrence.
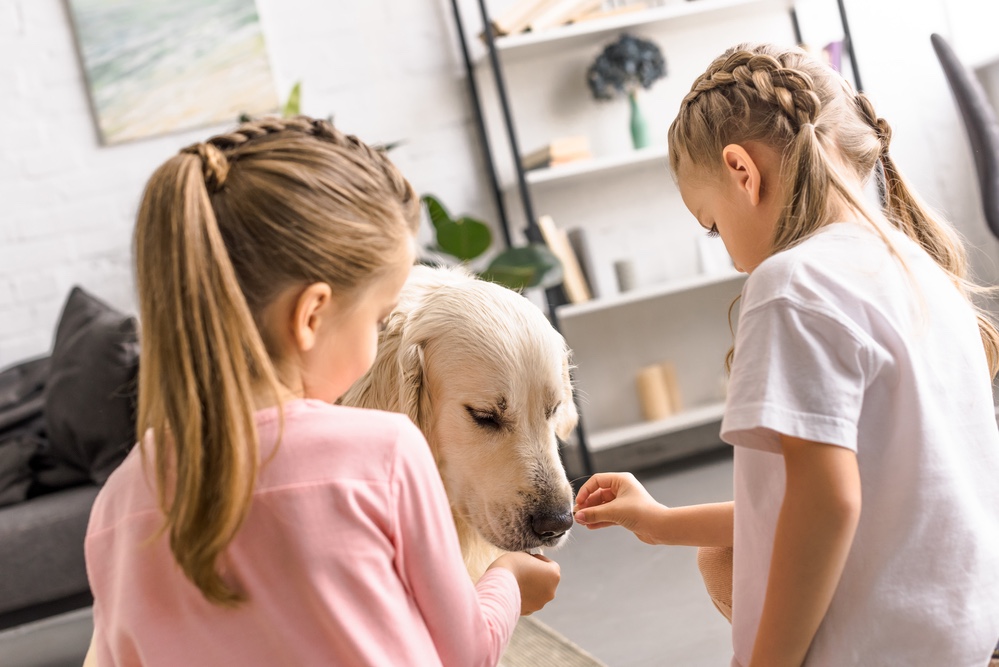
[574,472,626,504]
[574,487,616,510]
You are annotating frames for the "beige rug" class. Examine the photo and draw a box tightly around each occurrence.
[500,617,607,667]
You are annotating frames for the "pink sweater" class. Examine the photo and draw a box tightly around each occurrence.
[85,399,520,666]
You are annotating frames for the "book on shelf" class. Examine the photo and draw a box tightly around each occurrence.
[522,135,592,171]
[525,0,603,32]
[537,215,592,304]
[570,1,648,24]
[565,227,600,299]
[489,0,560,36]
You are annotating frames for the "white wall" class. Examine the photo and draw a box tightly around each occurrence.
[0,0,496,368]
[2,0,998,368]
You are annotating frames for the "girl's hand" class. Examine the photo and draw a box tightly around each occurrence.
[573,472,668,545]
[488,552,561,615]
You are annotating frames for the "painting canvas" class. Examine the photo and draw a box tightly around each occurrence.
[68,0,279,145]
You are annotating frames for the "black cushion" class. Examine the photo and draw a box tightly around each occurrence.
[930,33,999,241]
[0,357,50,507]
[35,287,139,488]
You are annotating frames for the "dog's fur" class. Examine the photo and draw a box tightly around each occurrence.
[340,265,577,580]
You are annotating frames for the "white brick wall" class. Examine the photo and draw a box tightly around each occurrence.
[0,0,498,368]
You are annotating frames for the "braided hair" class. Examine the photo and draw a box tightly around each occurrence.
[134,116,420,605]
[668,43,999,376]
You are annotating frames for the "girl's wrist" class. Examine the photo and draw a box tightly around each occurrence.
[647,503,675,545]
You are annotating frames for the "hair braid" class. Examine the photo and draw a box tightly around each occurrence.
[681,51,822,135]
[185,117,418,220]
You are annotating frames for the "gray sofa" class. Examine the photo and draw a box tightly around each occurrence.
[0,288,138,630]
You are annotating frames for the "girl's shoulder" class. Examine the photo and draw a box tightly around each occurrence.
[254,399,429,488]
[745,222,892,312]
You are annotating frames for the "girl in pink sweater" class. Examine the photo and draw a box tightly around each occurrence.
[83,116,560,666]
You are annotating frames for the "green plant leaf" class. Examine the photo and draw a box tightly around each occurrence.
[374,139,405,152]
[283,81,302,117]
[422,194,452,233]
[481,243,563,290]
[422,195,492,261]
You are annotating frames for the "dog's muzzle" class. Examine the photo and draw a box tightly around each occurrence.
[530,509,573,543]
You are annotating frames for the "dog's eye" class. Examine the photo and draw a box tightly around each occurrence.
[466,406,502,430]
[545,403,560,420]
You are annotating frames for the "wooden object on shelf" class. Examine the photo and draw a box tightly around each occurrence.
[660,361,684,412]
[490,0,559,36]
[572,2,649,24]
[522,135,592,170]
[537,215,592,303]
[636,361,684,421]
[526,0,603,32]
[636,363,676,421]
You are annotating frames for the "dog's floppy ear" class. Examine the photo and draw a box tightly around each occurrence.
[399,342,426,432]
[555,348,579,441]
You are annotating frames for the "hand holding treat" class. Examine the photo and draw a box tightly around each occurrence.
[488,551,560,615]
[573,472,668,545]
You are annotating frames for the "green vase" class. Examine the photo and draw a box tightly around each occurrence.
[629,92,651,150]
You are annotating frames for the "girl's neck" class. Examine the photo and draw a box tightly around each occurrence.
[252,368,306,411]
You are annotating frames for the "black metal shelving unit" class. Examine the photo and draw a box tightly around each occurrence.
[446,0,863,480]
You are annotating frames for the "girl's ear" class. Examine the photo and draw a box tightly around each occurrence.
[721,144,763,206]
[292,282,333,352]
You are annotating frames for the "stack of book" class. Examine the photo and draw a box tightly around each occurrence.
[537,215,592,304]
[521,135,592,171]
[490,0,648,36]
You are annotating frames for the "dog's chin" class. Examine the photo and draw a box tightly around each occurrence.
[484,530,569,553]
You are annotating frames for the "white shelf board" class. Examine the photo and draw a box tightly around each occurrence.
[523,145,668,187]
[557,270,745,319]
[487,0,792,62]
[588,401,726,451]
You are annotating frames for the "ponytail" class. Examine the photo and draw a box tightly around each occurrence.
[134,145,282,606]
[854,93,999,377]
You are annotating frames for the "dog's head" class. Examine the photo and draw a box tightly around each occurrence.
[343,265,577,552]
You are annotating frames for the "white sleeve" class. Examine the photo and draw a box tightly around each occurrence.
[721,298,872,454]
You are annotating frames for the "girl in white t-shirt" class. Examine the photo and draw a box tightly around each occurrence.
[573,43,999,666]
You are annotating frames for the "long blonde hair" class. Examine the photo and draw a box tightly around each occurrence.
[133,116,420,606]
[667,43,999,376]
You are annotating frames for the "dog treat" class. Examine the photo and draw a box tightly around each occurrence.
[527,547,544,556]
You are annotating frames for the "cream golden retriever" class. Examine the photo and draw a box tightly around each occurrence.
[340,265,578,579]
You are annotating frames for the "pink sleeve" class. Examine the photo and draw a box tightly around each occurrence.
[390,418,520,667]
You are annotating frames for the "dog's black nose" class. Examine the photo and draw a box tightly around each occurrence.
[531,510,572,540]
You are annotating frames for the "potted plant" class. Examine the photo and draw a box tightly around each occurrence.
[421,194,563,292]
[586,34,667,150]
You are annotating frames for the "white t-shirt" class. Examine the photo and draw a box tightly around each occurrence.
[721,221,999,667]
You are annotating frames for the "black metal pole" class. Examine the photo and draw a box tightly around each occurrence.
[789,7,803,45]
[836,0,864,92]
[449,0,512,248]
[473,0,538,236]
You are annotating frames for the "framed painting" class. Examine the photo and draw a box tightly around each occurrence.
[67,0,279,145]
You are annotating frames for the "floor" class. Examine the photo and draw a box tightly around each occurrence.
[0,448,735,667]
[537,447,735,666]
